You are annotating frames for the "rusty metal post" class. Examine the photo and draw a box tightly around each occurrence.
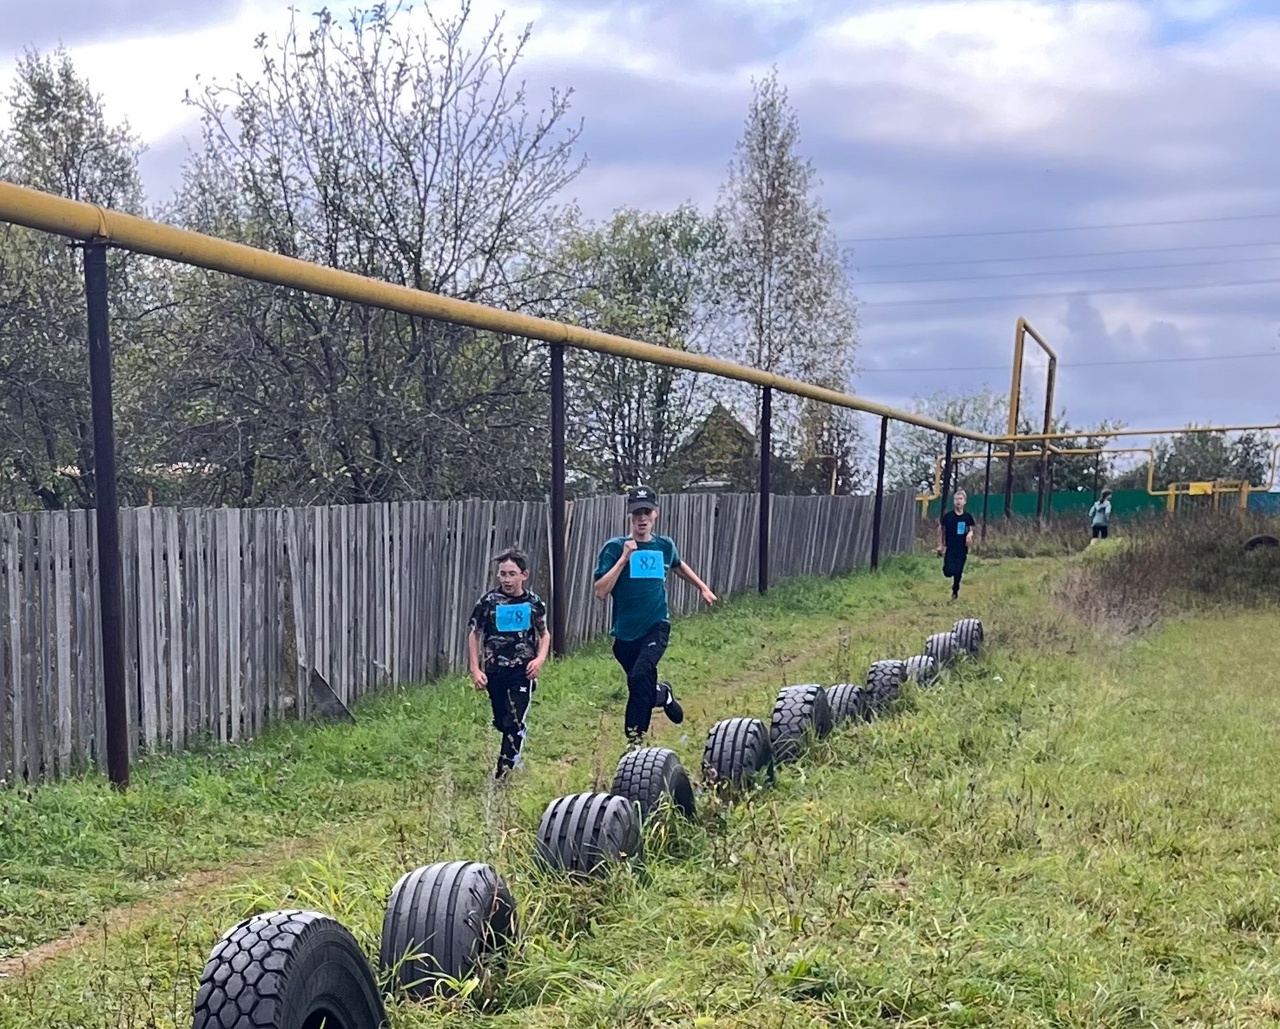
[939,433,955,519]
[1045,453,1056,522]
[758,386,772,594]
[84,242,130,790]
[550,343,567,658]
[1035,386,1055,526]
[870,415,888,571]
[981,442,993,541]
[1003,442,1016,519]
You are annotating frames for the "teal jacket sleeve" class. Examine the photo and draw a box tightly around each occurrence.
[593,539,622,581]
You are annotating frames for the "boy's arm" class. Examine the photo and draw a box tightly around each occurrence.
[467,629,487,689]
[936,518,945,552]
[674,560,717,604]
[527,602,551,678]
[593,540,633,600]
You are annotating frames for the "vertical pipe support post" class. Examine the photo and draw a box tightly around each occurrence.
[758,386,772,595]
[1035,355,1056,526]
[549,343,567,658]
[939,433,955,518]
[981,442,993,541]
[1045,453,1056,522]
[870,415,888,571]
[84,241,130,791]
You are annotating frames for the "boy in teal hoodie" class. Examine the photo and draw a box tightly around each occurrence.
[593,485,717,746]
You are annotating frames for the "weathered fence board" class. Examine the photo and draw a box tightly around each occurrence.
[0,491,915,785]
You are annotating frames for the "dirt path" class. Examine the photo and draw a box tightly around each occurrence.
[0,834,317,981]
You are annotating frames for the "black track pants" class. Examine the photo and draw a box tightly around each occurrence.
[486,664,533,776]
[612,621,670,743]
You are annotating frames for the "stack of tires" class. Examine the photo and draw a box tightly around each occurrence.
[193,615,989,1028]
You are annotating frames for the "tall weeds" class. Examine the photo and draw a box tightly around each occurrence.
[1054,513,1280,636]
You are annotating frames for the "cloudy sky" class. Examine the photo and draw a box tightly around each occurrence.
[2,0,1278,445]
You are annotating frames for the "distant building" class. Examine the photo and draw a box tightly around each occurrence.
[668,404,775,494]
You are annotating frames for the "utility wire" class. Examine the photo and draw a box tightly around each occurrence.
[857,275,1280,307]
[842,211,1280,244]
[851,238,1280,271]
[859,254,1280,287]
[859,351,1280,374]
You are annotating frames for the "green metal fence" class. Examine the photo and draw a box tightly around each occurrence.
[925,488,1280,521]
[924,488,1166,521]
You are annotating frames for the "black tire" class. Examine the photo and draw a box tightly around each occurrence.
[904,654,939,687]
[925,631,960,668]
[611,747,695,820]
[534,792,643,877]
[379,861,517,1000]
[193,909,385,1029]
[702,717,774,789]
[1244,534,1280,552]
[769,684,834,764]
[864,660,908,712]
[952,618,985,656]
[826,683,871,725]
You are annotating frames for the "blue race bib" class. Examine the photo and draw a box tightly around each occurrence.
[495,602,532,633]
[956,519,967,535]
[629,549,664,579]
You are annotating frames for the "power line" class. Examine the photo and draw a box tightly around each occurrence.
[859,254,1280,287]
[842,211,1280,244]
[851,238,1280,271]
[857,275,1280,307]
[859,351,1280,374]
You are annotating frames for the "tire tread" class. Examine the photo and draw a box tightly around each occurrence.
[535,792,643,876]
[769,684,834,763]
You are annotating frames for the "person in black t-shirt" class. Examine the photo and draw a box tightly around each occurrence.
[467,548,550,780]
[936,489,976,601]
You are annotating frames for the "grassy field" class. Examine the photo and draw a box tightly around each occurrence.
[2,539,1280,1028]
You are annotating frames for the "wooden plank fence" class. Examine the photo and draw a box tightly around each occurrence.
[0,491,914,785]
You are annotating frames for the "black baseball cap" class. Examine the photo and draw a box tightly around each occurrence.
[626,485,659,513]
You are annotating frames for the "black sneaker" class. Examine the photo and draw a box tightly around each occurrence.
[656,681,684,725]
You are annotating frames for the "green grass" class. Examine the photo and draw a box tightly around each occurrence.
[4,550,1280,1028]
[0,557,945,961]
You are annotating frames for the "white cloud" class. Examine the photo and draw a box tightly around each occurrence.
[786,3,1155,150]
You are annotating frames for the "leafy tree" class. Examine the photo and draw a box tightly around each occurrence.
[885,388,1008,494]
[152,1,583,504]
[1113,429,1276,491]
[885,387,1118,497]
[550,205,727,493]
[787,402,866,494]
[0,48,151,511]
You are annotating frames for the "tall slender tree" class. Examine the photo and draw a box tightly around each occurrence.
[714,68,860,481]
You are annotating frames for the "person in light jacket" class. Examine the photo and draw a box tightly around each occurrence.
[1089,489,1113,541]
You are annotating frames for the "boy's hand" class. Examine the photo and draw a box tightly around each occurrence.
[935,546,944,557]
[700,585,717,605]
[622,538,638,556]
[526,656,545,680]
[471,668,488,690]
